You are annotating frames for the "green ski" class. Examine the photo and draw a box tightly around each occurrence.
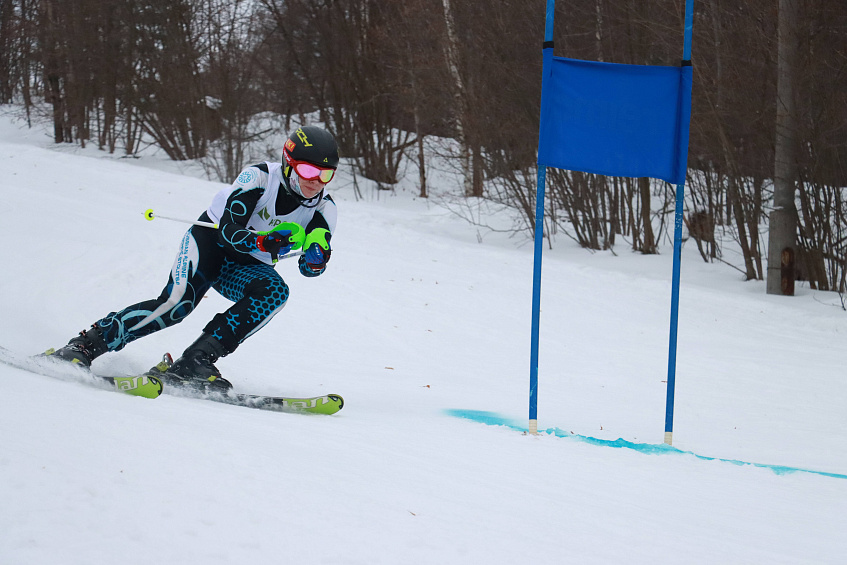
[145,353,344,414]
[0,345,163,399]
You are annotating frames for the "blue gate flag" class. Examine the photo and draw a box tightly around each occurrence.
[537,56,693,185]
[529,0,694,442]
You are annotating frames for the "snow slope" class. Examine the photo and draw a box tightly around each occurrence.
[1,111,845,564]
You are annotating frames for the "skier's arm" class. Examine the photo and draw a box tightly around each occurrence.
[299,196,336,277]
[218,188,263,255]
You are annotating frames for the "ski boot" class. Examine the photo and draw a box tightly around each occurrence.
[153,334,233,393]
[45,326,108,368]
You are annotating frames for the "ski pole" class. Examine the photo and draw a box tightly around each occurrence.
[143,208,305,261]
[144,208,219,229]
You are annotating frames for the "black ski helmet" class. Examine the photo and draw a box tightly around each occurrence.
[283,126,339,169]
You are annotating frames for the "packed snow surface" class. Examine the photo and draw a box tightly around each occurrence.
[1,111,845,564]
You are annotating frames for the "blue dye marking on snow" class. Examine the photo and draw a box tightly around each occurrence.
[446,409,847,480]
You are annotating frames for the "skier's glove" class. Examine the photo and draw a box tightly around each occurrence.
[299,229,331,277]
[256,230,293,262]
[306,242,331,268]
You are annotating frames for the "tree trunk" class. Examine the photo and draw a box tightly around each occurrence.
[767,0,800,295]
[440,0,473,196]
[638,176,657,253]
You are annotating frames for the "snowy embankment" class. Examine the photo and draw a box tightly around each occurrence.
[1,111,845,564]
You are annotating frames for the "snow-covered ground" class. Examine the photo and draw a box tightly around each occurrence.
[1,110,845,564]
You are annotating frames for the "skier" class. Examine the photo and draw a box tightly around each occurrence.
[47,126,339,391]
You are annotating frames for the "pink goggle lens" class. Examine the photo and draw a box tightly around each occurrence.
[293,162,335,184]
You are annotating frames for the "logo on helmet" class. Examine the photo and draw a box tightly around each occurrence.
[284,139,296,152]
[295,128,313,147]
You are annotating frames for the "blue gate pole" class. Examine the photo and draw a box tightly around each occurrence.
[664,0,695,446]
[529,166,546,435]
[664,183,685,446]
[530,0,556,435]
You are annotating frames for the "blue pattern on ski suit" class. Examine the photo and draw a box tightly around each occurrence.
[95,223,289,355]
[93,182,312,355]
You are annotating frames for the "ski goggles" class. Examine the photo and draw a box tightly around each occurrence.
[283,149,336,184]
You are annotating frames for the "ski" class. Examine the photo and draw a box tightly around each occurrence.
[0,346,163,399]
[162,386,345,415]
[0,346,342,414]
[148,353,344,415]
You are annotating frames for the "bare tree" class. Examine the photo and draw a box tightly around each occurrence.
[0,0,844,293]
[767,0,800,295]
[439,0,477,196]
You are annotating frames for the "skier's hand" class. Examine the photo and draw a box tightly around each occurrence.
[299,229,331,277]
[298,242,332,277]
[256,230,293,261]
[305,242,331,269]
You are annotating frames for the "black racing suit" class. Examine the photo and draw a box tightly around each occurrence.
[93,163,335,356]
